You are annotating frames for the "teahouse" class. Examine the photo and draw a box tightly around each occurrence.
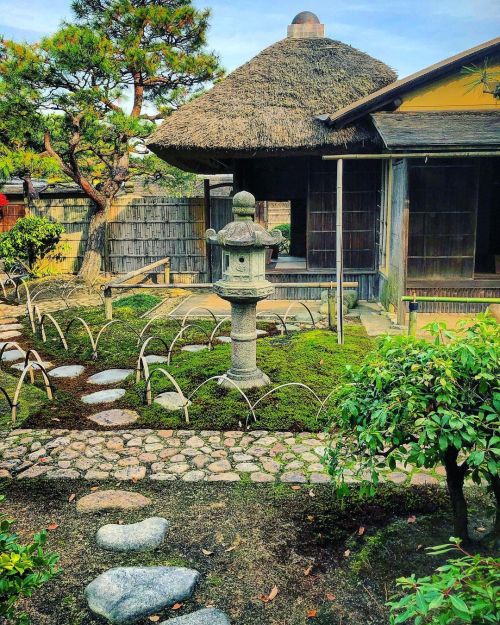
[148,14,500,317]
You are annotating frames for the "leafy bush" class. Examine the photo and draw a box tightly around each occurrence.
[0,495,60,624]
[274,223,290,255]
[326,314,500,541]
[388,537,499,624]
[0,215,64,273]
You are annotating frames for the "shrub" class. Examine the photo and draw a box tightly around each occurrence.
[0,215,64,273]
[325,314,500,541]
[274,223,290,255]
[387,538,500,624]
[0,495,60,624]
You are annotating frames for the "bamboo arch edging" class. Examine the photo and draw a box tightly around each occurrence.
[283,301,316,328]
[181,306,218,328]
[137,314,182,347]
[247,382,323,429]
[10,362,54,423]
[167,323,213,365]
[0,342,26,368]
[94,319,142,360]
[256,311,288,335]
[136,336,171,383]
[65,317,97,357]
[209,316,231,343]
[139,364,190,424]
[187,375,257,426]
[37,314,68,350]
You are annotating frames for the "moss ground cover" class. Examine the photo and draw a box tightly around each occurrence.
[8,295,374,431]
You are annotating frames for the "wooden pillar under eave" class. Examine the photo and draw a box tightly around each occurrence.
[204,178,213,283]
[336,159,344,345]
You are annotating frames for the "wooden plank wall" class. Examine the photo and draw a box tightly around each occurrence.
[31,195,215,280]
[209,197,234,281]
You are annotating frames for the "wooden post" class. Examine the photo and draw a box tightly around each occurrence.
[336,159,344,345]
[164,258,171,285]
[204,178,213,283]
[328,282,336,331]
[408,300,418,337]
[104,286,113,320]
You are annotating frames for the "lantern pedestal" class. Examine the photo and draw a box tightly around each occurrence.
[207,191,282,391]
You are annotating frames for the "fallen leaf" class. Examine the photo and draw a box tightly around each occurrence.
[476,526,486,533]
[260,585,279,603]
[202,549,213,556]
[291,485,301,491]
[68,493,76,503]
[343,549,350,558]
[148,617,160,623]
[47,523,59,531]
[307,609,318,618]
[326,592,335,601]
[39,457,50,464]
[90,486,99,492]
[171,603,183,611]
[319,359,324,365]
[309,489,315,498]
[407,515,417,524]
[225,534,243,552]
[416,544,423,550]
[358,526,365,536]
[118,520,124,525]
[304,564,314,576]
[307,515,315,522]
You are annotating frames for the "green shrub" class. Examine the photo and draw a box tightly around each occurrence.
[0,496,60,624]
[388,537,499,624]
[0,215,64,272]
[326,314,500,541]
[274,223,290,255]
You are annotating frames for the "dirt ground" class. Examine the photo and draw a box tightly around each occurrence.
[1,480,496,625]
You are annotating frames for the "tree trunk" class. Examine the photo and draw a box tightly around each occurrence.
[444,447,469,542]
[78,203,108,283]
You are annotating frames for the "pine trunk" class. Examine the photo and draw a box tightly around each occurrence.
[491,474,500,542]
[78,203,108,282]
[444,448,469,541]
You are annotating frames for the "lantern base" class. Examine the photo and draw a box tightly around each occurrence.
[219,368,271,390]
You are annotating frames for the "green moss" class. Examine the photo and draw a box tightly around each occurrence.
[0,369,47,429]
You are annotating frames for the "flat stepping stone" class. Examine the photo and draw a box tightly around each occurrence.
[0,318,17,325]
[81,388,126,405]
[76,489,152,513]
[256,329,268,337]
[88,408,139,427]
[181,345,208,353]
[0,323,23,331]
[284,324,301,332]
[217,336,231,343]
[87,369,134,385]
[0,330,21,340]
[144,354,169,364]
[160,608,231,625]
[85,566,200,624]
[11,360,53,371]
[49,364,85,379]
[154,392,191,411]
[96,517,169,552]
[1,349,25,362]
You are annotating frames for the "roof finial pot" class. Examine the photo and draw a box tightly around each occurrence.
[288,11,325,38]
[206,191,281,389]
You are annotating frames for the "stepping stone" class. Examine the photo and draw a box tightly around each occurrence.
[144,354,169,364]
[0,323,23,331]
[96,517,169,552]
[87,369,134,385]
[81,388,126,405]
[0,318,17,325]
[217,336,231,343]
[181,345,208,353]
[160,608,231,625]
[11,360,53,371]
[1,349,25,362]
[85,566,200,624]
[154,392,191,411]
[284,324,301,333]
[87,408,139,427]
[49,364,85,379]
[76,489,152,513]
[0,330,21,340]
[256,329,268,337]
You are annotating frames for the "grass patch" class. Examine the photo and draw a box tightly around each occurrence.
[0,479,495,625]
[20,299,373,431]
[113,293,162,315]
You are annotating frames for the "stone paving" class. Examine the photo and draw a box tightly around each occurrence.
[0,427,444,485]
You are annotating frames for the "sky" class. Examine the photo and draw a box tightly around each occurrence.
[0,0,499,78]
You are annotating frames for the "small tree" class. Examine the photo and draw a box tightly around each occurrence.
[0,215,64,272]
[0,0,223,281]
[326,315,500,542]
[387,538,500,625]
[0,496,60,625]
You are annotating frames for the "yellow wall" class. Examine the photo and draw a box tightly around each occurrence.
[399,57,500,111]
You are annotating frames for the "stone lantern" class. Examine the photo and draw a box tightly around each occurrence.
[207,191,282,389]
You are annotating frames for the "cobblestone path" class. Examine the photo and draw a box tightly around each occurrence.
[0,428,444,485]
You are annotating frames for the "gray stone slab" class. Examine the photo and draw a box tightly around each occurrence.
[154,392,191,411]
[1,349,25,362]
[0,330,21,340]
[256,329,268,337]
[87,408,139,427]
[77,489,151,513]
[181,345,209,353]
[87,369,134,385]
[49,365,85,379]
[160,608,231,625]
[216,336,231,343]
[85,566,200,624]
[0,323,23,331]
[82,388,126,405]
[11,360,53,371]
[96,517,169,552]
[144,354,169,364]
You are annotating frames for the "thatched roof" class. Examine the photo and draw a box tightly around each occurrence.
[147,35,396,173]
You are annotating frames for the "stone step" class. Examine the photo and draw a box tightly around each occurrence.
[154,392,191,411]
[96,517,169,552]
[48,365,85,379]
[0,323,23,331]
[87,369,134,385]
[159,608,231,625]
[81,388,126,405]
[87,408,139,427]
[77,489,152,513]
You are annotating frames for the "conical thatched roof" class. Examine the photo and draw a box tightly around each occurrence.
[148,35,396,173]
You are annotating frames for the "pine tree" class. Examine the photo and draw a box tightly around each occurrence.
[0,0,222,280]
